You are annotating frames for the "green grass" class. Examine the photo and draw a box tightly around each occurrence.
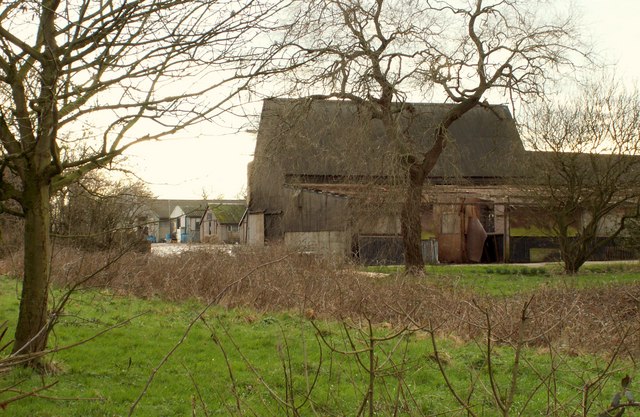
[1,284,327,416]
[0,274,635,416]
[367,261,640,295]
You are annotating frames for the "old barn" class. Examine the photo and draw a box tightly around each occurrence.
[245,98,637,264]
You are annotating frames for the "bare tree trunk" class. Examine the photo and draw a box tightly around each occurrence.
[562,250,585,275]
[563,260,582,275]
[560,240,587,275]
[13,177,51,359]
[401,166,425,273]
[400,101,479,273]
[0,0,276,365]
[11,1,57,361]
[400,121,451,273]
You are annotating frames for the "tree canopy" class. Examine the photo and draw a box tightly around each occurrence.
[266,0,582,270]
[0,0,285,359]
[522,80,640,273]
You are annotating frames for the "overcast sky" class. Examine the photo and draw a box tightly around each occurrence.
[123,1,640,200]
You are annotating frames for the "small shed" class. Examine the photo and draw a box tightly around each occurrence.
[200,200,246,243]
[171,203,207,243]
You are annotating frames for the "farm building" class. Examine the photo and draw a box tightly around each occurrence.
[246,98,529,263]
[200,200,246,243]
[170,203,209,243]
[144,198,205,242]
[246,98,640,264]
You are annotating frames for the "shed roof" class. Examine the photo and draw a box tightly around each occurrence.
[210,203,246,224]
[253,98,527,181]
[146,199,209,219]
[169,202,212,219]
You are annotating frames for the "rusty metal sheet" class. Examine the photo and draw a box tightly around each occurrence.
[466,217,487,262]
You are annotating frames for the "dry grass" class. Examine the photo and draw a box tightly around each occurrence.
[2,244,639,357]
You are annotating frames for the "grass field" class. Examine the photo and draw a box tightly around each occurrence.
[368,261,640,295]
[1,257,639,416]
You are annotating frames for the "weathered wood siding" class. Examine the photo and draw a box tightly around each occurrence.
[282,188,350,232]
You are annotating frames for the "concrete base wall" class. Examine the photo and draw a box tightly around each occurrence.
[284,231,350,255]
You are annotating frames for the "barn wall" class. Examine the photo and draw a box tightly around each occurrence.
[583,207,630,237]
[357,235,403,265]
[248,213,265,245]
[356,212,400,235]
[357,236,439,265]
[282,189,350,232]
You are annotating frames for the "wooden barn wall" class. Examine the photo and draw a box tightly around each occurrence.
[282,189,350,232]
[247,213,264,245]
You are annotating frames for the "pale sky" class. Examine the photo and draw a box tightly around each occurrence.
[123,1,640,200]
[124,124,258,200]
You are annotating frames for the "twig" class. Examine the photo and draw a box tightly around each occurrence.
[428,320,479,417]
[200,317,242,415]
[2,387,103,402]
[1,313,144,371]
[0,381,58,409]
[217,317,291,414]
[182,363,210,417]
[128,253,291,416]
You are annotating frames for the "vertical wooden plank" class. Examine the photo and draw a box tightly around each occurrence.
[503,201,511,263]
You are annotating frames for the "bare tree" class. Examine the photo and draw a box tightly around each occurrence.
[522,81,640,274]
[51,172,154,250]
[0,0,284,361]
[272,0,582,272]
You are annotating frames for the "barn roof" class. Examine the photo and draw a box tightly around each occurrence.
[253,98,527,182]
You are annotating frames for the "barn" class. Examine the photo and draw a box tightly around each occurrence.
[245,98,637,264]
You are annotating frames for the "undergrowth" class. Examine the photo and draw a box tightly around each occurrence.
[0,246,639,415]
[0,276,636,416]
